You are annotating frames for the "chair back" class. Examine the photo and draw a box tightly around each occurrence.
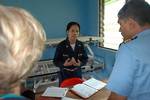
[60,77,84,88]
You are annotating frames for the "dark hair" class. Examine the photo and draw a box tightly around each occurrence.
[118,0,150,26]
[66,21,80,32]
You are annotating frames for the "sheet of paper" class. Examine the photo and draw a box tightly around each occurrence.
[61,97,82,100]
[83,78,106,90]
[42,87,68,98]
[71,84,98,98]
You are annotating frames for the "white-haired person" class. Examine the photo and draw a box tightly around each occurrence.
[0,5,46,99]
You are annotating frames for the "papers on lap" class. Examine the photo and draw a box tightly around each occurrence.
[71,78,106,99]
[42,87,68,98]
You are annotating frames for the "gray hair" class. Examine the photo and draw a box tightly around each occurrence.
[0,5,46,89]
[118,0,150,26]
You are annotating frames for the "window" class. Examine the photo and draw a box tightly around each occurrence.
[146,0,150,4]
[101,0,150,50]
[103,0,125,50]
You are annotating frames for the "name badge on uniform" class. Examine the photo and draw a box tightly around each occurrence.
[78,44,81,47]
[78,53,83,57]
[63,54,69,57]
[66,45,69,48]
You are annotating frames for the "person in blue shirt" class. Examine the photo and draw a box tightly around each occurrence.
[107,1,150,100]
[0,5,46,100]
[53,22,88,85]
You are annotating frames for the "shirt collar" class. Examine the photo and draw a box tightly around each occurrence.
[136,28,150,37]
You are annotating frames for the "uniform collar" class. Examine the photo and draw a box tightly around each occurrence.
[123,36,138,44]
[136,28,150,37]
[123,29,150,43]
[66,37,79,45]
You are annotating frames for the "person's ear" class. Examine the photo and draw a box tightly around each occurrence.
[128,18,140,36]
[128,18,137,28]
[66,31,69,35]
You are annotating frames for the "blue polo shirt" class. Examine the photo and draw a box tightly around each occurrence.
[106,29,150,100]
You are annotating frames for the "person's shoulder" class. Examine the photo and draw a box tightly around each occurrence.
[0,94,29,100]
[58,39,67,46]
[76,39,84,45]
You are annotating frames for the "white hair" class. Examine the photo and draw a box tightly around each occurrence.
[0,5,46,89]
